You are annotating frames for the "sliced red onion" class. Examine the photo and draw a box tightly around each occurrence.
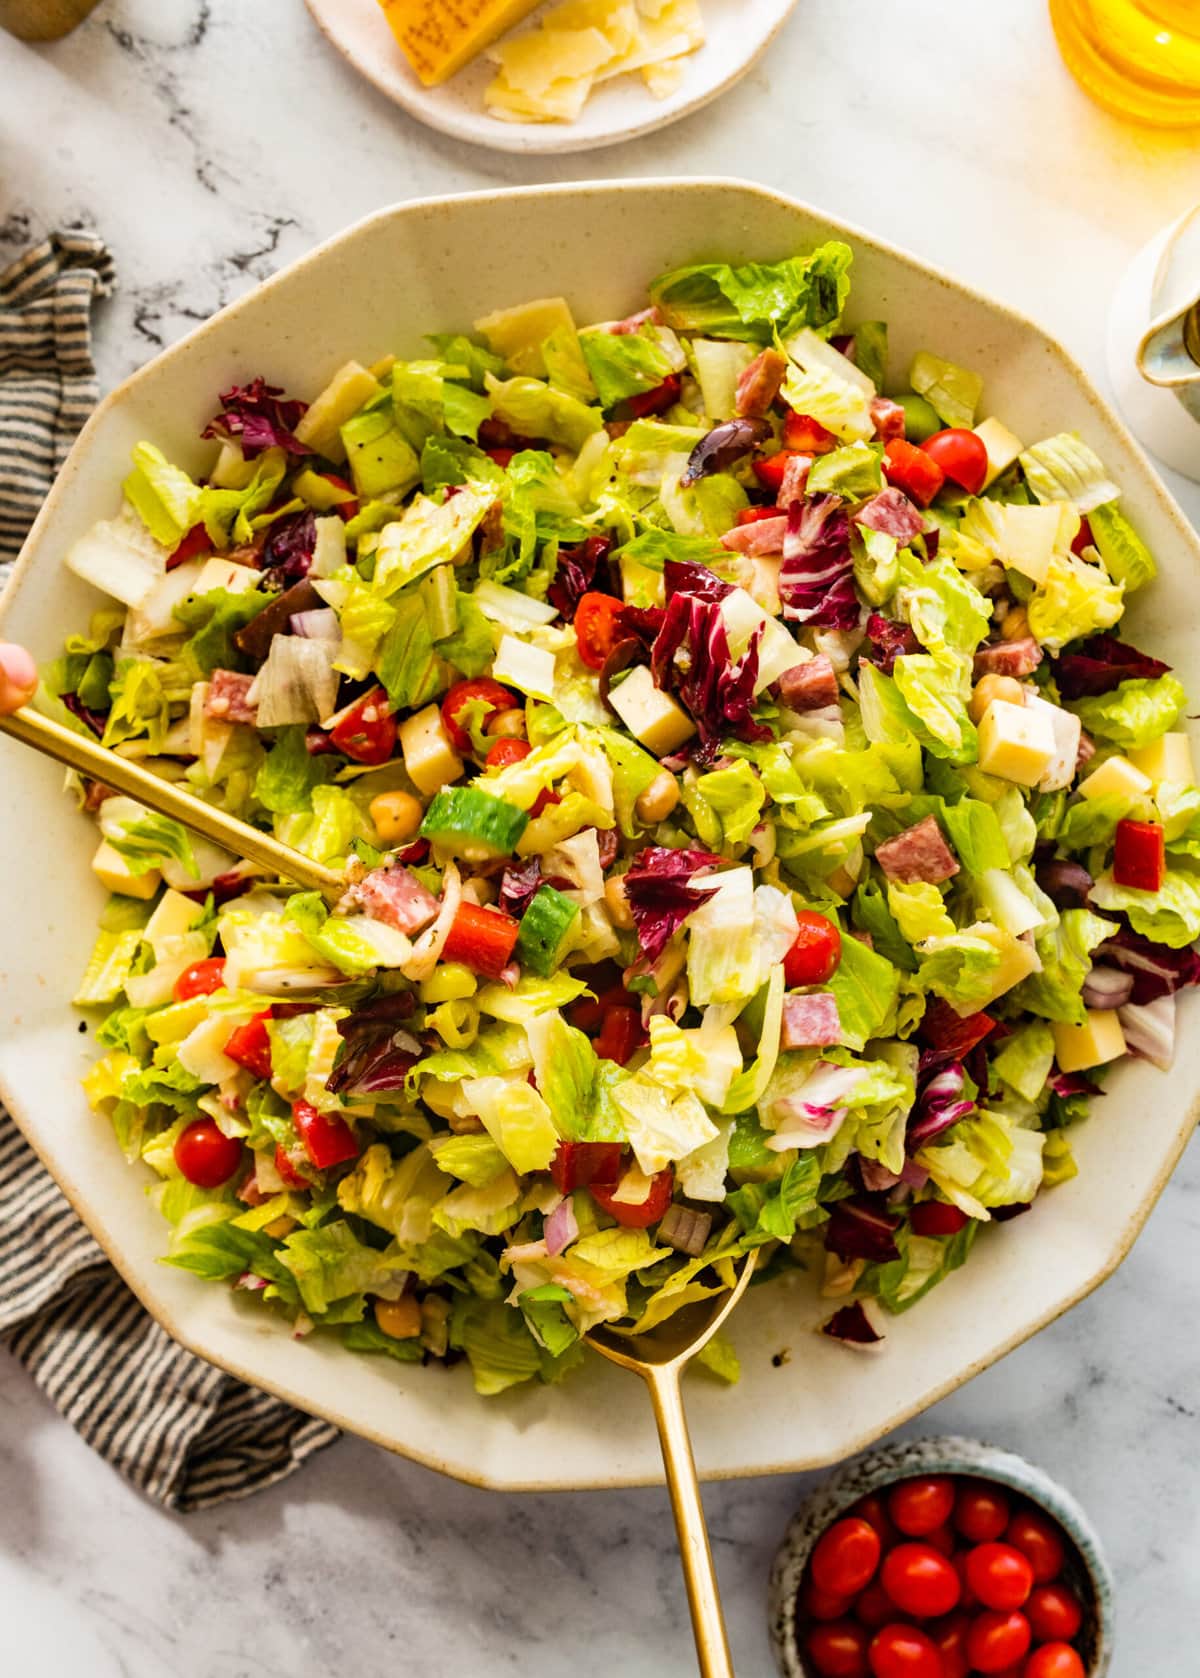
[899,1159,930,1190]
[821,1299,886,1349]
[858,1157,902,1194]
[544,1197,579,1258]
[1118,993,1176,1070]
[290,607,340,639]
[234,1272,269,1292]
[659,1203,712,1256]
[1098,926,1200,1004]
[1081,965,1135,1010]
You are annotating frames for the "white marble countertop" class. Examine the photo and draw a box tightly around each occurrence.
[2,3,1199,1673]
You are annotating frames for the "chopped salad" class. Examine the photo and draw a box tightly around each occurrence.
[49,242,1200,1395]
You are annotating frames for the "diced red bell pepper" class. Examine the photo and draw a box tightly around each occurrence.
[783,411,839,454]
[441,901,520,979]
[274,1142,310,1190]
[594,1007,646,1065]
[549,1141,624,1194]
[531,787,561,819]
[320,472,359,522]
[1070,516,1094,557]
[173,957,227,1001]
[627,374,681,419]
[911,1201,971,1237]
[882,437,945,507]
[919,999,997,1057]
[568,981,631,1034]
[752,449,807,493]
[485,448,516,468]
[224,1011,274,1081]
[591,1167,674,1229]
[485,737,532,770]
[329,686,396,766]
[167,522,211,571]
[1113,819,1165,893]
[737,505,785,526]
[292,1098,360,1171]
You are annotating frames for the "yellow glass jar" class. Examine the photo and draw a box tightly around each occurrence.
[1049,0,1200,127]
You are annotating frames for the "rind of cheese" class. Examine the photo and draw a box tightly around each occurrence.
[378,0,543,87]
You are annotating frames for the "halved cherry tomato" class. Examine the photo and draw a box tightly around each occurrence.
[954,1481,1011,1545]
[574,591,627,671]
[1070,516,1094,557]
[930,1613,971,1678]
[166,522,211,570]
[1026,1582,1084,1643]
[173,957,226,1001]
[485,737,532,770]
[965,1543,1034,1611]
[590,1167,674,1229]
[867,1623,941,1678]
[292,1098,359,1171]
[1024,1643,1085,1678]
[882,438,945,507]
[807,1619,870,1678]
[753,448,808,493]
[224,1011,273,1081]
[441,901,520,980]
[440,678,516,754]
[1005,1510,1065,1583]
[784,411,839,454]
[593,1007,645,1065]
[1113,818,1165,892]
[329,686,396,766]
[888,1478,956,1538]
[910,1201,970,1237]
[880,1544,961,1619]
[174,1119,243,1188]
[549,1141,623,1194]
[964,1609,1031,1673]
[783,911,842,988]
[802,1578,856,1623]
[919,428,988,495]
[486,448,517,468]
[811,1518,882,1599]
[628,373,681,418]
[274,1142,310,1190]
[853,1581,896,1632]
[737,505,785,526]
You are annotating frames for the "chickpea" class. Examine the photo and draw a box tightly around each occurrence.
[999,604,1030,642]
[374,1296,422,1340]
[969,672,1024,723]
[369,789,423,845]
[484,707,527,740]
[604,874,634,930]
[634,770,680,825]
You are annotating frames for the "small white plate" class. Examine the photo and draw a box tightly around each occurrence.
[304,0,801,155]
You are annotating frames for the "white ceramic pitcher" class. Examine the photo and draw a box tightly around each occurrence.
[1109,204,1200,482]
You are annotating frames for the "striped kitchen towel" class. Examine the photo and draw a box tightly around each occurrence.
[0,229,339,1508]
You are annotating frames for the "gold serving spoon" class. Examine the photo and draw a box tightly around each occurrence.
[588,1247,758,1678]
[0,705,345,896]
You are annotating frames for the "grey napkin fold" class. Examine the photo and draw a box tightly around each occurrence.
[0,228,339,1509]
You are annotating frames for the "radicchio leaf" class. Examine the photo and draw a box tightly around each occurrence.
[1047,1069,1104,1099]
[202,377,309,458]
[779,494,859,629]
[917,999,997,1065]
[1054,633,1170,700]
[907,1055,976,1150]
[1097,924,1200,1005]
[823,1195,902,1263]
[499,857,543,919]
[260,509,317,590]
[649,561,770,757]
[622,845,723,963]
[547,534,616,621]
[326,992,419,1098]
[863,611,922,673]
[62,692,107,737]
[821,1300,885,1347]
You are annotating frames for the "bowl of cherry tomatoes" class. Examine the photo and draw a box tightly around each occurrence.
[768,1436,1113,1678]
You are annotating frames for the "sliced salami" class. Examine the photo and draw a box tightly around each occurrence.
[874,814,960,885]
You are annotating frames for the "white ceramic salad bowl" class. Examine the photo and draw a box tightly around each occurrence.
[2,179,1198,1492]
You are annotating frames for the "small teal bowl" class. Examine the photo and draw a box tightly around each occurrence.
[768,1436,1114,1677]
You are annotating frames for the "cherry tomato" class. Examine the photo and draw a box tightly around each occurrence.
[783,410,839,454]
[919,427,989,495]
[574,591,627,671]
[1070,516,1094,557]
[737,505,785,527]
[440,678,516,754]
[965,1543,1034,1611]
[273,1143,310,1190]
[1024,1643,1086,1678]
[965,1610,1031,1672]
[549,1141,623,1194]
[753,448,809,493]
[851,1495,898,1548]
[801,1578,855,1623]
[923,1524,955,1558]
[909,1200,970,1237]
[930,1612,971,1678]
[627,373,681,418]
[223,1011,273,1081]
[590,1167,674,1229]
[173,1119,243,1189]
[811,1517,883,1600]
[880,1543,961,1619]
[888,1477,956,1538]
[854,1581,896,1631]
[1026,1582,1084,1643]
[1005,1511,1066,1584]
[167,522,211,570]
[329,686,396,766]
[783,911,842,988]
[867,1623,941,1678]
[807,1619,870,1678]
[954,1480,1011,1545]
[951,1551,980,1612]
[485,736,532,770]
[172,957,227,1001]
[882,438,945,507]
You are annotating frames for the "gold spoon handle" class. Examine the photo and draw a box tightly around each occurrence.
[645,1363,736,1678]
[0,706,345,898]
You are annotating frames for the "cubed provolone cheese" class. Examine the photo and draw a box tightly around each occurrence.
[398,704,464,796]
[492,634,557,701]
[976,698,1056,786]
[994,504,1079,584]
[1053,1010,1126,1073]
[293,362,383,462]
[973,417,1025,489]
[1129,732,1195,786]
[92,839,160,900]
[1023,693,1082,793]
[607,664,696,755]
[144,888,205,948]
[1078,755,1153,802]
